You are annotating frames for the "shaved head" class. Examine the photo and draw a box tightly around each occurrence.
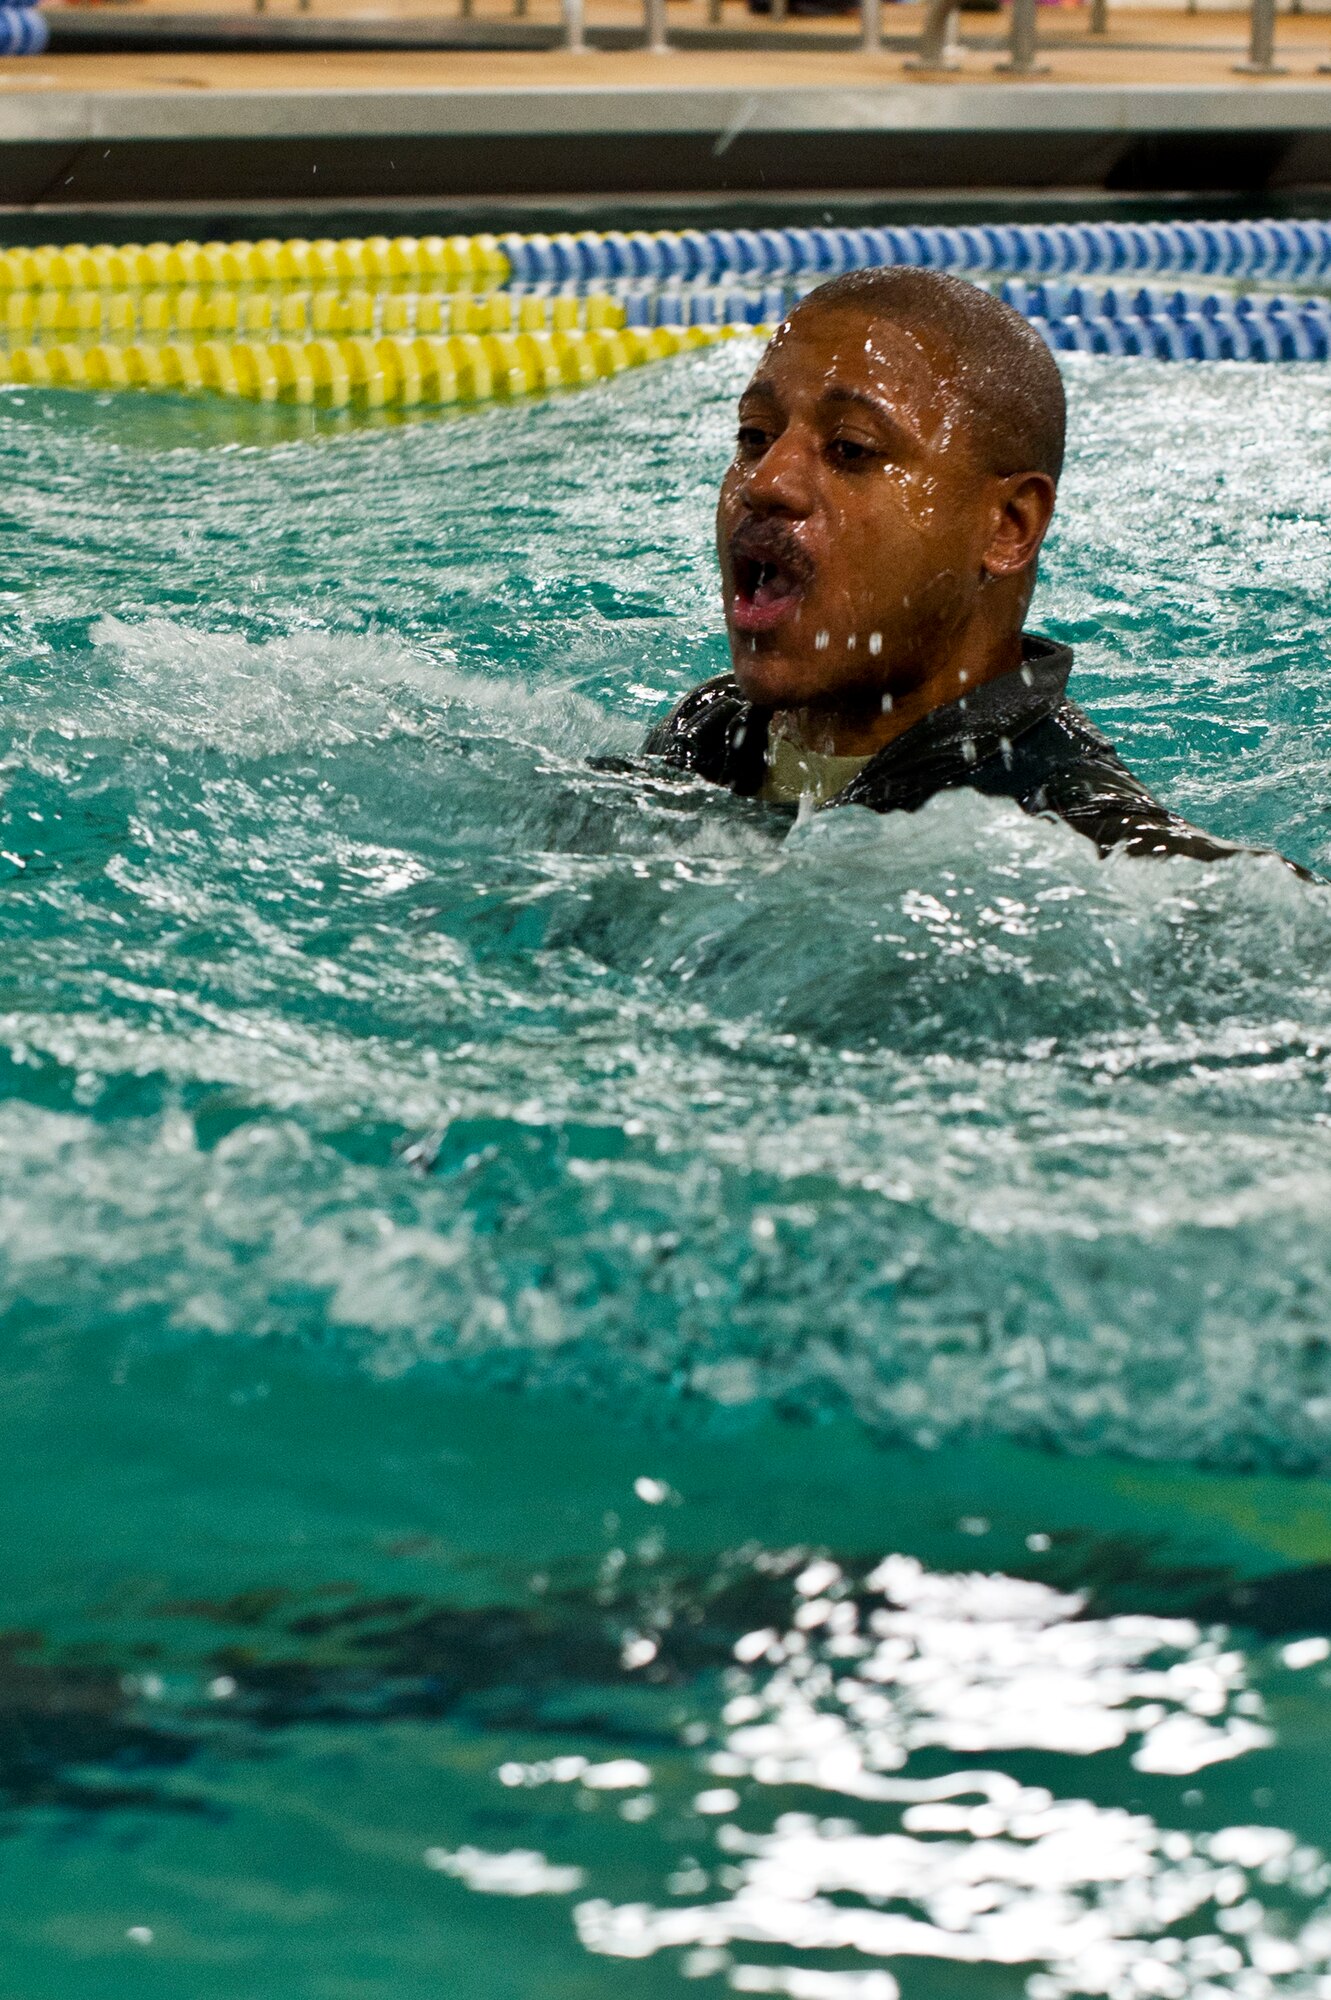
[790,266,1067,484]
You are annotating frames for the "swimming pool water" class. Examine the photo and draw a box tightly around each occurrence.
[2,348,1331,1997]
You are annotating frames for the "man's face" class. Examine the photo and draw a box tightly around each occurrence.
[716,304,1012,713]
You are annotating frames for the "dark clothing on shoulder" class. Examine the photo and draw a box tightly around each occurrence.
[644,635,1299,872]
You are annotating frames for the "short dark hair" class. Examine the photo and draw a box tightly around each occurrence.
[790,266,1067,484]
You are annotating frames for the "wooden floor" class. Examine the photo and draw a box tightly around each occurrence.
[5,12,1331,91]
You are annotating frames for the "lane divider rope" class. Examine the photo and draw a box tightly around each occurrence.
[0,218,1326,408]
[501,217,1331,285]
[0,319,741,408]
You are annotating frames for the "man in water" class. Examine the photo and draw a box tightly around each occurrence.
[646,266,1288,868]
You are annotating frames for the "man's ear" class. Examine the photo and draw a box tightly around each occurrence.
[982,472,1057,580]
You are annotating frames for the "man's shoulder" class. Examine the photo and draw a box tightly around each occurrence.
[1009,696,1187,832]
[1024,699,1310,872]
[642,674,745,753]
[643,675,766,792]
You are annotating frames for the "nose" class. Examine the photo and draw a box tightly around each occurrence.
[739,424,816,518]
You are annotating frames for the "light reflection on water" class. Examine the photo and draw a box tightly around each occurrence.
[448,1549,1331,1999]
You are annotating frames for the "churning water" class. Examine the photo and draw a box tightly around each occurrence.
[2,345,1331,1997]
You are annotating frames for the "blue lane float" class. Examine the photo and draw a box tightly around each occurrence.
[586,273,1331,363]
[500,218,1331,292]
[0,4,48,53]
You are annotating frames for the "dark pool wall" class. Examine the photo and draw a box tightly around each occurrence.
[7,117,1327,213]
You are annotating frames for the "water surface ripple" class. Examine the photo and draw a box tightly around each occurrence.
[0,355,1329,1470]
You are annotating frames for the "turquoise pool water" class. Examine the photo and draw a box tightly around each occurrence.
[3,348,1331,1997]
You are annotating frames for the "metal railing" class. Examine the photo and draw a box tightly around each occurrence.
[245,0,1322,85]
[997,0,1047,70]
[1235,0,1285,68]
[899,0,1045,72]
[901,0,961,65]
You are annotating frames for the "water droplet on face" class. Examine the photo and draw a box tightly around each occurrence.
[1020,664,1034,686]
[961,736,977,764]
[815,630,829,651]
[869,632,882,656]
[958,669,969,684]
[846,635,856,651]
[880,692,893,712]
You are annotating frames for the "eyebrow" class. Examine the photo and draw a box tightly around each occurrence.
[738,379,918,441]
[817,386,919,444]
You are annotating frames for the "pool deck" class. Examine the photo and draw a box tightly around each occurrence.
[3,10,1331,207]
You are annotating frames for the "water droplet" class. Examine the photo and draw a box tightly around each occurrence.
[846,635,856,651]
[814,630,829,651]
[868,631,882,656]
[880,692,893,712]
[1020,664,1034,686]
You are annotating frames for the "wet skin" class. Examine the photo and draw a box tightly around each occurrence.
[716,304,1058,759]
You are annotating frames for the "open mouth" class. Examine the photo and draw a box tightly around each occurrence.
[729,526,814,636]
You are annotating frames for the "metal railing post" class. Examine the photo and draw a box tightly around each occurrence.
[645,0,670,51]
[1235,0,1286,70]
[861,0,882,53]
[904,0,961,68]
[562,0,588,52]
[1088,0,1107,33]
[996,0,1048,72]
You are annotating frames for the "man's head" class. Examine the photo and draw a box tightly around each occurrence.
[716,267,1066,734]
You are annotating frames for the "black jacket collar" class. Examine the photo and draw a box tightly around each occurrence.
[836,634,1073,813]
[711,634,1074,807]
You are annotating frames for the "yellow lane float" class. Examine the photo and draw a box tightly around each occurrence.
[0,230,765,412]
